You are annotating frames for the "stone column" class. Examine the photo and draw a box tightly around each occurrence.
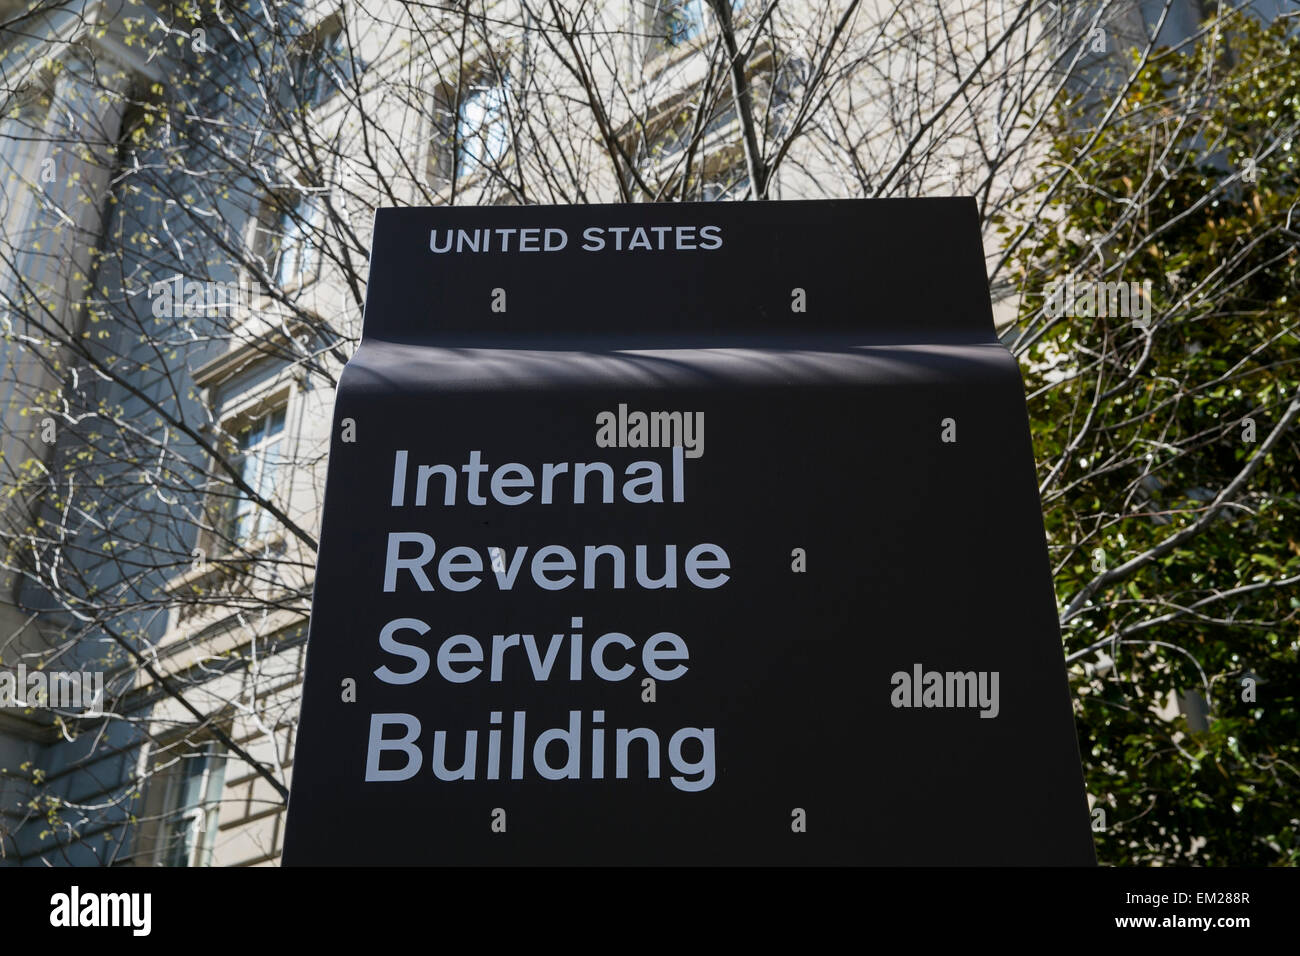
[0,48,132,786]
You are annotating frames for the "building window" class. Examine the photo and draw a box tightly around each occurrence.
[703,171,749,200]
[223,404,287,548]
[161,742,226,867]
[272,193,320,289]
[650,1,746,51]
[429,69,513,190]
[457,79,510,174]
[667,0,705,46]
[288,17,356,109]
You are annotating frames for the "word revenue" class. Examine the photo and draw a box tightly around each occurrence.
[382,534,731,593]
[389,446,686,508]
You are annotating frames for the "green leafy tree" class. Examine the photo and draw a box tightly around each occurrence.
[1001,14,1299,865]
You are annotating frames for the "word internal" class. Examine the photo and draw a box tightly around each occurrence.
[390,447,685,507]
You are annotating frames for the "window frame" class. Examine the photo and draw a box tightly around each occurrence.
[627,41,799,201]
[666,0,706,47]
[255,189,324,293]
[643,0,749,58]
[455,79,511,175]
[702,168,750,201]
[222,403,289,548]
[200,384,294,560]
[427,58,516,194]
[285,12,357,111]
[158,741,227,868]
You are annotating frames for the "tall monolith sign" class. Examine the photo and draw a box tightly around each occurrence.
[283,198,1097,865]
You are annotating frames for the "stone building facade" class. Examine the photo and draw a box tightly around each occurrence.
[0,0,1261,864]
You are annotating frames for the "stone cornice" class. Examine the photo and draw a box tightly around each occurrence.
[191,317,316,390]
[0,708,57,744]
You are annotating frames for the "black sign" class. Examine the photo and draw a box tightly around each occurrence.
[282,198,1097,865]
